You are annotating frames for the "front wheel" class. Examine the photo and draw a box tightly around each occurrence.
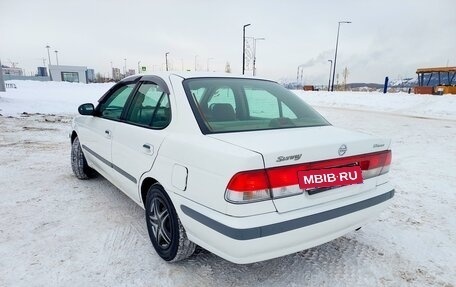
[145,184,196,262]
[71,136,96,179]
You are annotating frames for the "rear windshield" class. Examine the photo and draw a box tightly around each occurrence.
[183,78,329,134]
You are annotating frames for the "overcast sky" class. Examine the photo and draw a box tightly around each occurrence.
[1,0,455,84]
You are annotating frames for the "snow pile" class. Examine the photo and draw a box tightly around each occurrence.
[0,80,114,116]
[294,90,456,120]
[1,80,456,121]
[388,77,417,87]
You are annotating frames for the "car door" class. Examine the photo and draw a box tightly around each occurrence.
[111,80,172,201]
[77,81,137,179]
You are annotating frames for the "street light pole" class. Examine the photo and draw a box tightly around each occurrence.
[296,65,300,85]
[138,61,141,74]
[165,52,170,71]
[242,23,251,75]
[45,45,52,66]
[54,50,59,66]
[327,60,333,91]
[331,21,351,91]
[296,65,304,87]
[194,55,198,71]
[45,45,53,80]
[253,37,265,76]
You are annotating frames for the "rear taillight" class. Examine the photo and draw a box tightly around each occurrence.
[225,170,271,203]
[361,150,392,179]
[225,150,392,204]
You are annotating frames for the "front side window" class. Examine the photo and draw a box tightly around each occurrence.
[98,83,136,120]
[125,82,171,128]
[183,78,329,133]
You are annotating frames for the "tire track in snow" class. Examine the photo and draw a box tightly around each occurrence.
[101,224,142,279]
[178,236,449,287]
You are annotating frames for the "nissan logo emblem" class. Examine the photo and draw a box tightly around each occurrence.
[338,144,347,156]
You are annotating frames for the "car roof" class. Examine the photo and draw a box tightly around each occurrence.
[121,71,274,82]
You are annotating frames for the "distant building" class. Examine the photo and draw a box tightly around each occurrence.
[126,69,136,77]
[49,65,88,83]
[1,65,49,81]
[86,69,95,82]
[1,65,23,76]
[112,67,121,81]
[37,67,48,77]
[303,85,316,91]
[415,66,456,95]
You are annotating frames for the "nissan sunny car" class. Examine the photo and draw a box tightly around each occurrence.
[70,72,394,264]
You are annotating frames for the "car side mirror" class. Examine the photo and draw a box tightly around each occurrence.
[78,103,95,115]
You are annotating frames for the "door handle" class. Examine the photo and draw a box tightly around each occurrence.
[104,129,112,139]
[142,143,154,155]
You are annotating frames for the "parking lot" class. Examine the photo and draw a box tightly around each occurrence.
[1,106,454,287]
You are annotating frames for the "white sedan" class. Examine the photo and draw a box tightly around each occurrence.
[70,72,394,264]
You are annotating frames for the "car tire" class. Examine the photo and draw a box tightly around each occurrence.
[71,136,96,179]
[145,184,196,262]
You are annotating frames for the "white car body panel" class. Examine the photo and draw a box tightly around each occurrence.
[209,126,391,168]
[111,123,167,200]
[173,182,393,264]
[147,133,277,216]
[209,126,391,213]
[75,117,115,176]
[71,72,394,264]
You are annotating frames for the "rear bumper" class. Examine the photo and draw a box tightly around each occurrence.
[175,183,394,264]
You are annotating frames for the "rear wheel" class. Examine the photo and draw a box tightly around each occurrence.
[71,136,96,179]
[145,184,196,262]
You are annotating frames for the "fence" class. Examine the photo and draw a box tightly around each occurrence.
[6,83,17,89]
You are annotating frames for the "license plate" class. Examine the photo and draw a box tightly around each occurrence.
[298,166,363,189]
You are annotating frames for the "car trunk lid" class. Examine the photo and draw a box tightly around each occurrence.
[210,126,391,213]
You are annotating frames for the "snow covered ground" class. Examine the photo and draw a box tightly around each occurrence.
[0,81,455,286]
[295,90,456,121]
[0,81,114,117]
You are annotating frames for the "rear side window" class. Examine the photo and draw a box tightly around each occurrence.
[124,82,171,129]
[183,78,329,134]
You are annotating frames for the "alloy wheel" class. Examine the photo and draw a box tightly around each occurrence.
[148,197,171,249]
